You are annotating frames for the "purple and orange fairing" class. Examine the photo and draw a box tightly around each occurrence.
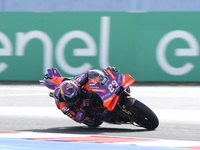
[83,69,135,111]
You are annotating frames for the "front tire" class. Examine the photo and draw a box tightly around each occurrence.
[127,98,159,130]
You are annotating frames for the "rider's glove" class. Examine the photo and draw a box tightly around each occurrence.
[107,66,117,72]
[76,111,85,122]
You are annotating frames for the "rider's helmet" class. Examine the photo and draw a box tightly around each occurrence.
[60,81,80,106]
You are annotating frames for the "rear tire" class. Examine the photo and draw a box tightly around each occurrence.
[128,98,159,130]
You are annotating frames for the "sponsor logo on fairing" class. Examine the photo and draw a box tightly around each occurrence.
[104,97,113,103]
[124,80,134,88]
[101,92,111,100]
[106,69,116,80]
[122,75,125,84]
[88,85,100,89]
[117,74,122,84]
[91,88,106,93]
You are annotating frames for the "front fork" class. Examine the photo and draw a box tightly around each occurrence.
[116,96,137,123]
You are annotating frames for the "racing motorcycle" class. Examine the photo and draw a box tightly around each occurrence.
[40,68,159,130]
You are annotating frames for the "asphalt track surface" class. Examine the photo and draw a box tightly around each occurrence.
[0,84,200,148]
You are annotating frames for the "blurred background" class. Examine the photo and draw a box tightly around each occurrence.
[0,0,200,82]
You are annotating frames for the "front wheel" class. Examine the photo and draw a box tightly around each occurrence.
[127,98,159,130]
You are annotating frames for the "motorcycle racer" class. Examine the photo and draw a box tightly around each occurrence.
[45,66,116,124]
[42,66,159,130]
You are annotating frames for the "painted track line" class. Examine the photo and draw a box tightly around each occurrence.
[0,131,199,150]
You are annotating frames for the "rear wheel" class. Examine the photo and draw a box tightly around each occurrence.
[127,98,159,130]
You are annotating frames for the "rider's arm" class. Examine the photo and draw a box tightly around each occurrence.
[58,102,77,121]
[73,67,116,86]
[73,73,88,87]
[75,99,90,122]
[53,87,77,121]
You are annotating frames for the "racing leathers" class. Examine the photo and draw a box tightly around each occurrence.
[53,73,89,123]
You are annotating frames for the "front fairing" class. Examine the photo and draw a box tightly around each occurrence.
[83,69,135,111]
[83,69,122,99]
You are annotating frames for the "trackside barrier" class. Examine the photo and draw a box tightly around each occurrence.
[0,12,200,82]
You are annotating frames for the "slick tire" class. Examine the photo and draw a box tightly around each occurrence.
[129,98,159,130]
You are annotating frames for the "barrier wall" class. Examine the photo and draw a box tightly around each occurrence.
[0,12,200,81]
